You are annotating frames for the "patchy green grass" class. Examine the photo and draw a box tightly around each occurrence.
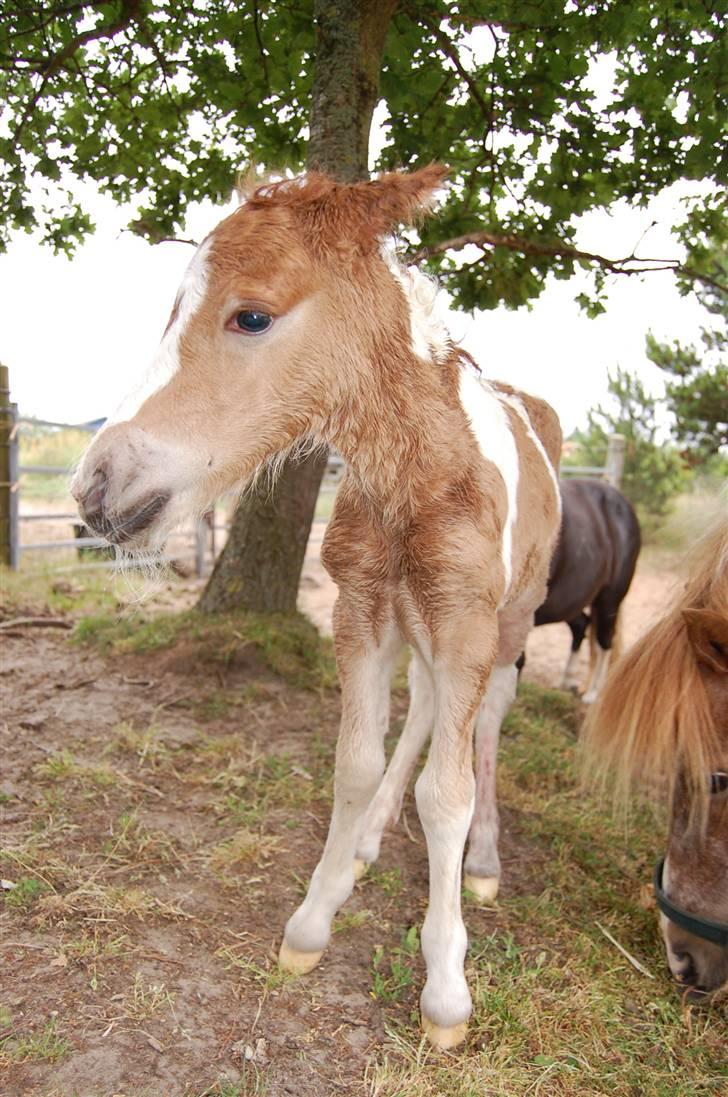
[371,927,420,1004]
[0,561,122,617]
[0,1017,70,1066]
[3,598,725,1095]
[2,875,49,910]
[121,972,176,1022]
[74,608,338,691]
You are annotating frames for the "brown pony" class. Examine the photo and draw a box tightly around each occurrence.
[71,166,562,1048]
[584,514,728,995]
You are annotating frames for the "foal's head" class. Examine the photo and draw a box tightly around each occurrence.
[71,166,447,547]
[585,520,728,997]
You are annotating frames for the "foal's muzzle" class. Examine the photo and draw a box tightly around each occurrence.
[74,467,170,545]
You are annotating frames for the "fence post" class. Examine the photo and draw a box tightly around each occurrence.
[0,364,19,569]
[605,433,626,489]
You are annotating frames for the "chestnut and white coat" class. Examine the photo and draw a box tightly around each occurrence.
[72,167,562,1049]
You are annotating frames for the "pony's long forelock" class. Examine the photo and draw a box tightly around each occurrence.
[582,514,728,827]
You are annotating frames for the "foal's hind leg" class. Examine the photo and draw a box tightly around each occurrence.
[464,601,536,902]
[355,652,434,873]
[279,602,400,974]
[463,662,518,902]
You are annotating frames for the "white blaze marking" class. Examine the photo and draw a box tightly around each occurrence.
[379,241,450,362]
[458,368,519,598]
[108,237,213,424]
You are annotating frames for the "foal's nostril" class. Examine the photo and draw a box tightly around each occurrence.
[78,467,109,526]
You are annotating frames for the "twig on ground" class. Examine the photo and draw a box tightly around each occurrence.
[0,616,73,630]
[595,920,655,979]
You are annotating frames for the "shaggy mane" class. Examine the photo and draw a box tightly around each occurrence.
[582,512,728,824]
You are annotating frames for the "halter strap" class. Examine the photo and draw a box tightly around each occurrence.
[653,858,728,949]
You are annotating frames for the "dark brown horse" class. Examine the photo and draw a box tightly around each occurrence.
[530,478,641,702]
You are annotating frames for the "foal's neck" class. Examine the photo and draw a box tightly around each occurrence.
[322,348,471,521]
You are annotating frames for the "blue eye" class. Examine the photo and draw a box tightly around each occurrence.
[235,310,273,334]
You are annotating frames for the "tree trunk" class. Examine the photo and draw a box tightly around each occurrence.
[198,0,398,615]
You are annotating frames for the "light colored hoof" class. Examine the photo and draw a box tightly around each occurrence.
[422,1014,468,1050]
[582,691,597,705]
[278,940,323,975]
[353,858,368,881]
[463,873,499,903]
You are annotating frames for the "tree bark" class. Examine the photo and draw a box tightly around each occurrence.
[198,0,398,615]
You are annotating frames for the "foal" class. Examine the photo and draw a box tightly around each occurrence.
[71,167,562,1048]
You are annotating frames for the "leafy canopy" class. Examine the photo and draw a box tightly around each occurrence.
[1,0,726,310]
[646,241,728,458]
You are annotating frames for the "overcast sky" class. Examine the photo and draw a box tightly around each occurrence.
[0,160,709,437]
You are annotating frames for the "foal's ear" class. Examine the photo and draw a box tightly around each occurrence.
[338,164,448,243]
[683,608,728,674]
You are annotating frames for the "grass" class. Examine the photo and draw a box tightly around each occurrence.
[371,927,420,1003]
[0,1017,70,1066]
[122,972,176,1022]
[74,608,338,691]
[2,573,725,1094]
[0,560,124,617]
[3,875,49,910]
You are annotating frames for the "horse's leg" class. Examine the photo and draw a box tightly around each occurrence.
[582,594,619,704]
[355,651,434,872]
[416,616,498,1050]
[279,602,400,974]
[562,610,589,691]
[463,662,518,902]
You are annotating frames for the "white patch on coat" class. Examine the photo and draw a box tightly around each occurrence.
[499,391,561,518]
[109,237,213,425]
[379,241,450,362]
[561,647,582,690]
[457,368,519,598]
[583,644,611,704]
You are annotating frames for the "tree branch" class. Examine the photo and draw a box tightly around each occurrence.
[410,231,728,295]
[409,7,493,128]
[9,0,143,148]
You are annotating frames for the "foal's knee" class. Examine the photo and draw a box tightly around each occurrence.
[334,741,386,804]
[414,761,475,834]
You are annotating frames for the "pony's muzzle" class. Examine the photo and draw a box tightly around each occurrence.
[73,464,170,545]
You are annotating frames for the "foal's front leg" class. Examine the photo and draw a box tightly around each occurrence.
[279,603,400,974]
[355,651,434,872]
[416,617,497,1050]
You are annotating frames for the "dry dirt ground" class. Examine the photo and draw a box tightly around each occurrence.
[0,552,695,1096]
